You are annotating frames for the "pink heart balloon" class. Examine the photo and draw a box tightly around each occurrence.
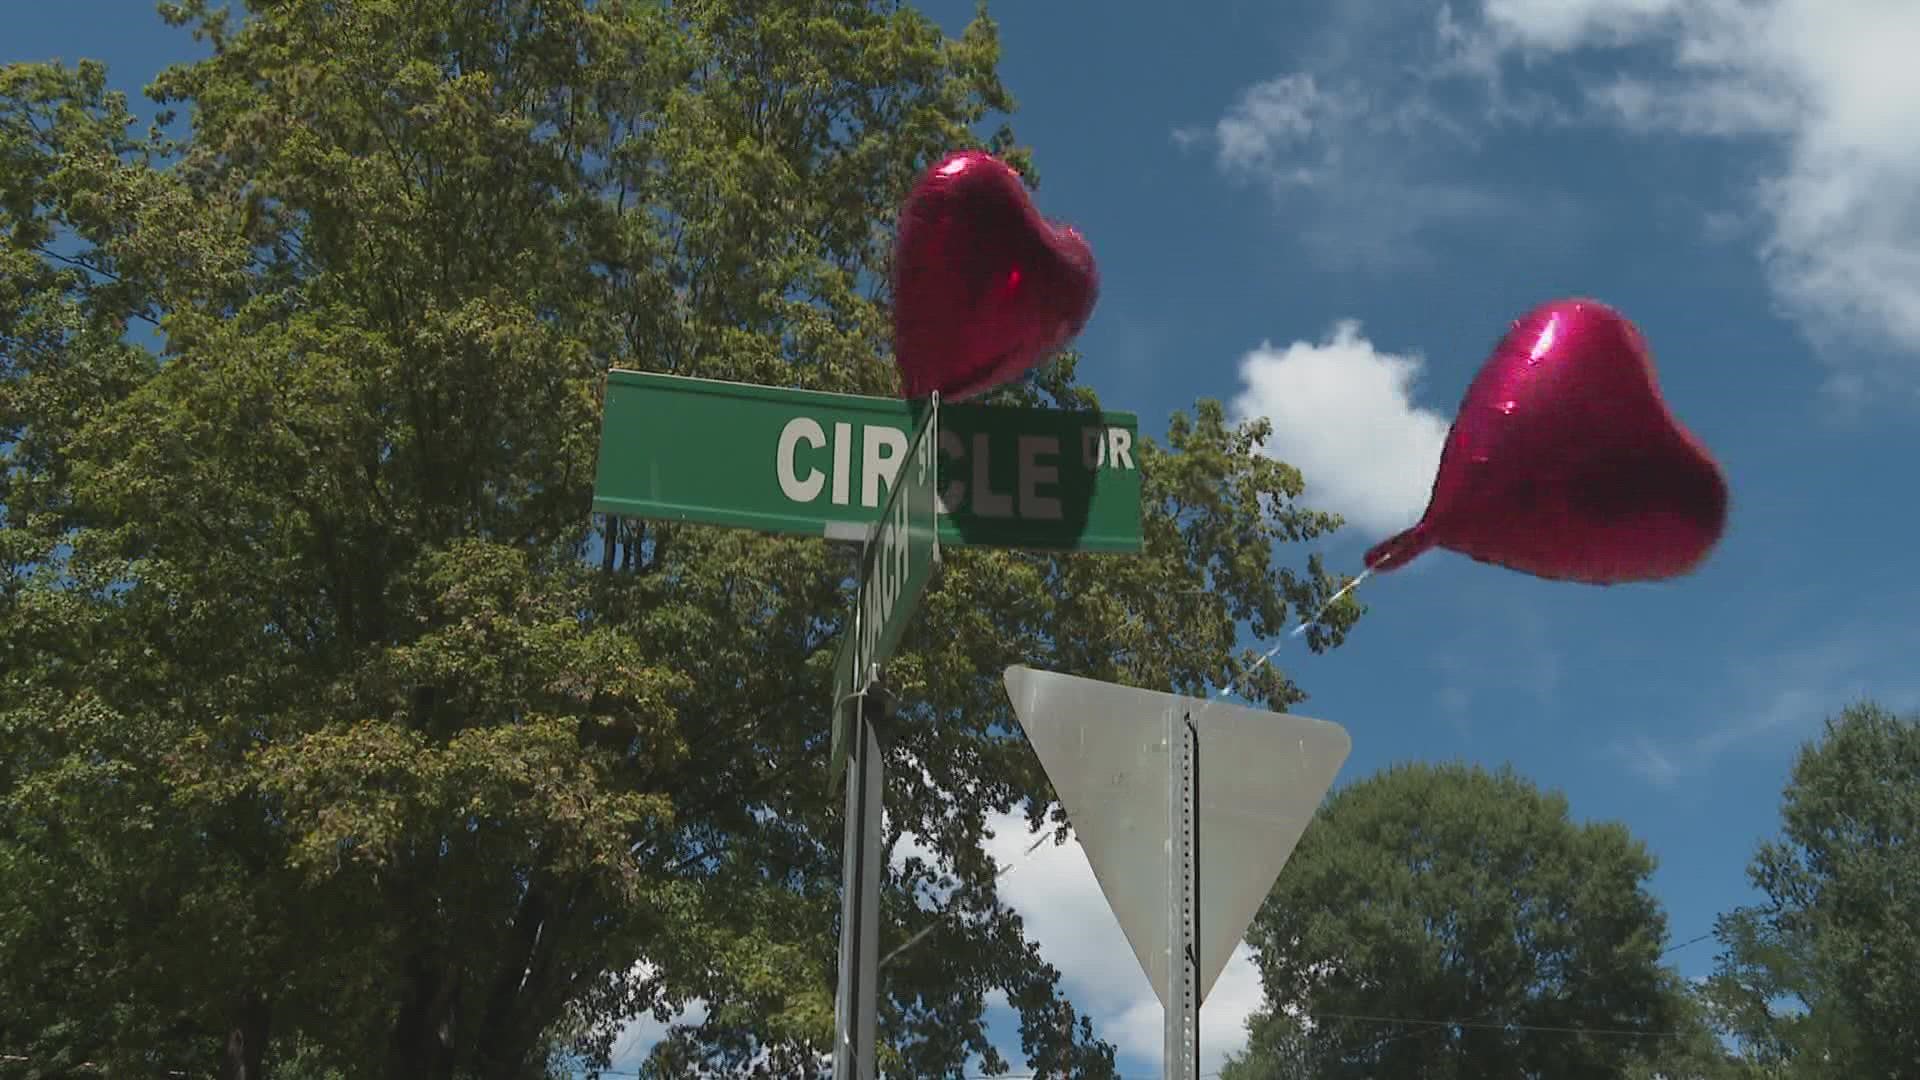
[892,150,1100,401]
[1365,299,1728,585]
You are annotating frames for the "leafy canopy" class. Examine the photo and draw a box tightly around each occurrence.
[0,1,1361,1077]
[1223,762,1722,1080]
[1705,703,1920,1080]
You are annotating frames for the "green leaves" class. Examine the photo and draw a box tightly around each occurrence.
[2,2,1363,1077]
[1704,704,1920,1079]
[1228,763,1697,1080]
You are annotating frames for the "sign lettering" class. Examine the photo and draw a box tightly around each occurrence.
[593,371,1144,553]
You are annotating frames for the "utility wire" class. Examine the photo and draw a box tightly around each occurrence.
[1663,930,1715,956]
[1302,1010,1685,1039]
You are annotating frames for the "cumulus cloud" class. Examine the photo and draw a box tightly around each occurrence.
[1229,321,1449,538]
[981,810,1269,1075]
[1197,0,1920,391]
[607,963,709,1071]
[1479,0,1684,51]
[1468,0,1920,389]
[1210,74,1341,182]
[745,807,1273,1074]
[1179,73,1516,269]
[613,773,1285,1073]
[1502,0,1920,344]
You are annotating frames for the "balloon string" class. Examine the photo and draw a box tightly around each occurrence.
[1210,566,1373,704]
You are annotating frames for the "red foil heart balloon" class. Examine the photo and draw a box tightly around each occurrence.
[1365,299,1728,585]
[892,150,1100,401]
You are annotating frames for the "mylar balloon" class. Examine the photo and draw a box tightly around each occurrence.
[1364,298,1728,584]
[892,150,1100,401]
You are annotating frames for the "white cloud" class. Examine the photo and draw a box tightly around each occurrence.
[1211,74,1338,181]
[1462,0,1920,388]
[1181,73,1517,269]
[1613,617,1920,784]
[1479,0,1683,52]
[612,792,1283,1073]
[982,811,1269,1075]
[1229,321,1449,538]
[1620,733,1683,787]
[608,962,709,1071]
[1198,0,1920,390]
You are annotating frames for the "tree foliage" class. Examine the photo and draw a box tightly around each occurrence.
[0,2,1360,1077]
[1223,763,1710,1080]
[1704,703,1920,1080]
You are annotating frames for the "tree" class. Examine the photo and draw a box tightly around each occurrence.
[1223,763,1702,1080]
[1622,979,1766,1080]
[1703,703,1920,1079]
[0,2,1361,1077]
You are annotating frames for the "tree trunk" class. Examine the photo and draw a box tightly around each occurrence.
[222,994,271,1080]
[472,884,551,1078]
[387,953,461,1080]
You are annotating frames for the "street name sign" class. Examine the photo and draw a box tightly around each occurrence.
[586,368,1157,1080]
[591,370,1142,553]
[827,403,941,793]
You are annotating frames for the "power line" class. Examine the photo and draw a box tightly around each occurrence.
[1301,1010,1684,1040]
[1663,930,1715,956]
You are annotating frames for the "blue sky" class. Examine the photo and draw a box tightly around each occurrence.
[908,0,1920,1072]
[14,0,1920,1075]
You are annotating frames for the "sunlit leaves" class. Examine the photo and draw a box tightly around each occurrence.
[2,2,1362,1077]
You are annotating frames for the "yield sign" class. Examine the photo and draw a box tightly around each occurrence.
[1002,665,1351,1005]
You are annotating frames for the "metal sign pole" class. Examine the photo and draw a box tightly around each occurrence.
[834,661,884,1080]
[830,402,936,1080]
[1164,707,1202,1080]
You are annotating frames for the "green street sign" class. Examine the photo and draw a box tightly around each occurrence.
[591,370,1143,553]
[827,403,940,793]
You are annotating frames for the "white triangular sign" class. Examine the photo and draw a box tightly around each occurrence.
[1002,665,1351,1006]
